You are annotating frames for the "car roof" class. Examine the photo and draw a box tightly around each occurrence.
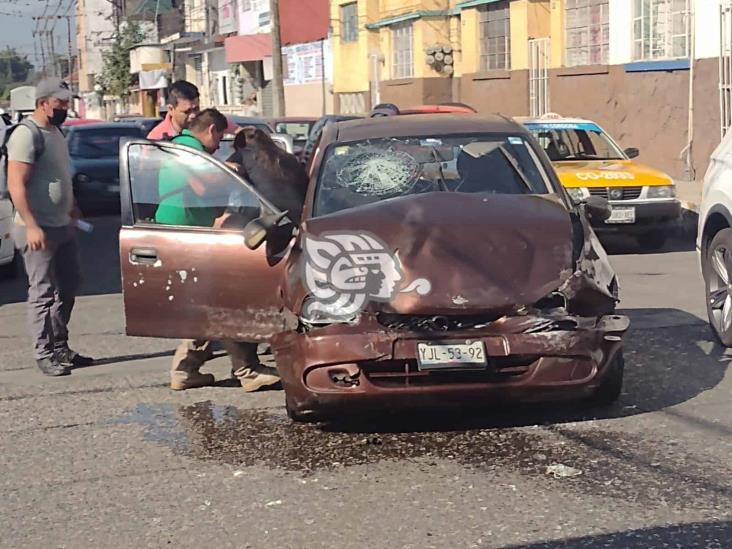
[333,113,525,142]
[270,116,317,123]
[67,122,141,131]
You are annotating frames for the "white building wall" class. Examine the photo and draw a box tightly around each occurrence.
[609,0,633,66]
[79,0,116,91]
[695,0,721,59]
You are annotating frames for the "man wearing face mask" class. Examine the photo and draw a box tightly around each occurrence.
[7,78,94,376]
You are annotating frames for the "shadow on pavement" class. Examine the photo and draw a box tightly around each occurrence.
[0,216,122,306]
[601,233,696,255]
[501,520,732,549]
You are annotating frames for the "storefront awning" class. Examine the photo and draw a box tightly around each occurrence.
[225,34,272,63]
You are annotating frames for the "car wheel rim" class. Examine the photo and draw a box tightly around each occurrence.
[709,245,732,333]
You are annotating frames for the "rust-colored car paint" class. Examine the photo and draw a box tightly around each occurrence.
[118,114,628,419]
[272,313,628,415]
[121,226,289,341]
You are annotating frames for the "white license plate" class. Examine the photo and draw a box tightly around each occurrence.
[605,206,636,224]
[417,341,487,370]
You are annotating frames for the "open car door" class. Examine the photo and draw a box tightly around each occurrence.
[118,139,293,342]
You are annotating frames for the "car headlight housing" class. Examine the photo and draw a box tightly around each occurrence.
[647,185,676,199]
[566,187,586,204]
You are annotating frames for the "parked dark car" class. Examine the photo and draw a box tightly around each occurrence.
[117,114,627,422]
[268,116,317,158]
[113,116,163,136]
[228,115,273,134]
[66,123,145,213]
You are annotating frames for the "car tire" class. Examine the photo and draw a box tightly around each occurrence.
[0,250,19,280]
[702,228,732,346]
[588,350,624,406]
[636,230,667,251]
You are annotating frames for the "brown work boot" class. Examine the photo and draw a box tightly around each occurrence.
[235,364,281,392]
[170,371,216,391]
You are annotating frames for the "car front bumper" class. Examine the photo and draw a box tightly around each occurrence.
[592,199,682,233]
[271,314,629,417]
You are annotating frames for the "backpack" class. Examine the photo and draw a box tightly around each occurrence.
[0,118,46,200]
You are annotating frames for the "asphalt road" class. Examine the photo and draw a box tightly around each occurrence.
[0,217,729,549]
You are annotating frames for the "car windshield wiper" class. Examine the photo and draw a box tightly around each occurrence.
[429,146,449,192]
[498,145,534,193]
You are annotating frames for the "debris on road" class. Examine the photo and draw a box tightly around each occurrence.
[545,463,583,478]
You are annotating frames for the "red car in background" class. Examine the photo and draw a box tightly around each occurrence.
[63,118,105,127]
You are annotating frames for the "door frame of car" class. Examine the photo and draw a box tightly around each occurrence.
[118,139,296,341]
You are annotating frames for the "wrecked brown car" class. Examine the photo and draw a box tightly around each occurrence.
[118,114,629,422]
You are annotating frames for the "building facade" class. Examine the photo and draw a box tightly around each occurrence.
[330,0,730,179]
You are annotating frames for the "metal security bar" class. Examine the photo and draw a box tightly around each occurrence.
[720,1,732,138]
[529,38,550,117]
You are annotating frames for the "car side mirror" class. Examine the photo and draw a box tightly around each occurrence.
[583,196,612,222]
[243,210,289,250]
[624,147,640,159]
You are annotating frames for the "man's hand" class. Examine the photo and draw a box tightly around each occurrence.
[212,213,232,229]
[225,161,241,172]
[26,225,47,251]
[70,204,83,220]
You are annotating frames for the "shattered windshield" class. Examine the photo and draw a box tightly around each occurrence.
[314,134,550,216]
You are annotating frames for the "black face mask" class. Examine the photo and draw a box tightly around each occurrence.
[48,108,67,127]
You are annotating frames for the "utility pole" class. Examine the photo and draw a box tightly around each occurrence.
[66,15,73,90]
[33,15,75,83]
[49,29,58,77]
[270,0,285,116]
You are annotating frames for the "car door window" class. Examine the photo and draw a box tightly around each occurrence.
[127,142,262,228]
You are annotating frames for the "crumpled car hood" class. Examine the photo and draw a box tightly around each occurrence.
[291,192,575,316]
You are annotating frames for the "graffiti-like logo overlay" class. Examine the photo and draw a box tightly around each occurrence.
[303,232,432,322]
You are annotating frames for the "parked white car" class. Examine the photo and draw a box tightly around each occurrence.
[697,132,732,345]
[0,197,17,279]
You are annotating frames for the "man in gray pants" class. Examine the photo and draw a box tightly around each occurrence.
[7,78,93,376]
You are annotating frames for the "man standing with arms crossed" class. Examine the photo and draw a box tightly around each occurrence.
[7,78,94,376]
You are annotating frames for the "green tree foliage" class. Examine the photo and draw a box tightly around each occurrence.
[97,21,145,98]
[0,48,33,99]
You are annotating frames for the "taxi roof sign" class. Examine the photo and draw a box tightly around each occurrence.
[539,112,564,120]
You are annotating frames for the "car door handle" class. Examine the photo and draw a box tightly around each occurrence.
[129,248,159,265]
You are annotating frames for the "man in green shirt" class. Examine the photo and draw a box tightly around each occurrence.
[155,109,227,227]
[154,108,281,393]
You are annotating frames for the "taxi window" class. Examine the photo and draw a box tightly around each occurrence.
[525,123,624,162]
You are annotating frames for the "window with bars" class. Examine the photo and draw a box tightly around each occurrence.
[391,22,414,79]
[341,3,358,43]
[632,0,690,60]
[479,1,511,71]
[565,0,609,66]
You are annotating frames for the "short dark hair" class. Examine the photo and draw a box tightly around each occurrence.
[189,108,228,133]
[168,80,199,106]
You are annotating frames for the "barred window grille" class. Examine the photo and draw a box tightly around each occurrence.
[479,1,511,70]
[341,3,358,43]
[632,0,690,61]
[391,22,414,79]
[565,0,609,67]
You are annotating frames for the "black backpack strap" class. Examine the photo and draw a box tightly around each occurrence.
[18,118,46,161]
